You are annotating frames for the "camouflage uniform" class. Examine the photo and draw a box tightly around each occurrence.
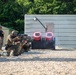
[22,34,31,52]
[5,30,18,56]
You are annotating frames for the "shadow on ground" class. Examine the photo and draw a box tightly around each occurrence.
[0,57,76,62]
[0,49,76,62]
[23,51,44,54]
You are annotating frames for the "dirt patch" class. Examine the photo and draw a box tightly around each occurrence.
[0,49,76,75]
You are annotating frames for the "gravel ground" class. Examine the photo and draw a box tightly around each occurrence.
[0,49,76,75]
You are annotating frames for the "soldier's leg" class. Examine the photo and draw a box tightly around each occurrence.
[10,50,14,56]
[6,45,17,56]
[0,38,4,50]
[0,39,2,50]
[26,43,31,51]
[7,48,11,56]
[5,44,9,50]
[17,43,23,55]
[13,45,19,56]
[22,44,29,52]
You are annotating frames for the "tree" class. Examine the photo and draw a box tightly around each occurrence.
[0,0,24,33]
[0,0,76,33]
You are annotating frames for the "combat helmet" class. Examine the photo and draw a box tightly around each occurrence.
[11,30,18,35]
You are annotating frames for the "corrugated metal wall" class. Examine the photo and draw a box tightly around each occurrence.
[24,15,76,49]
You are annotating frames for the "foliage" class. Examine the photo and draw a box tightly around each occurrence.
[0,0,76,33]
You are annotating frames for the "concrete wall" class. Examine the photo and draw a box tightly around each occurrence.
[24,15,76,49]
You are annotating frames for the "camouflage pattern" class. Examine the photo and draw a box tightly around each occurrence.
[5,32,19,56]
[21,35,31,52]
[5,33,32,56]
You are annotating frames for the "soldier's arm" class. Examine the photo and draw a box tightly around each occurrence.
[7,35,13,42]
[13,36,20,42]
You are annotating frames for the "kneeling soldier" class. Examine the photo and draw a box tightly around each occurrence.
[22,34,31,52]
[5,30,18,56]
